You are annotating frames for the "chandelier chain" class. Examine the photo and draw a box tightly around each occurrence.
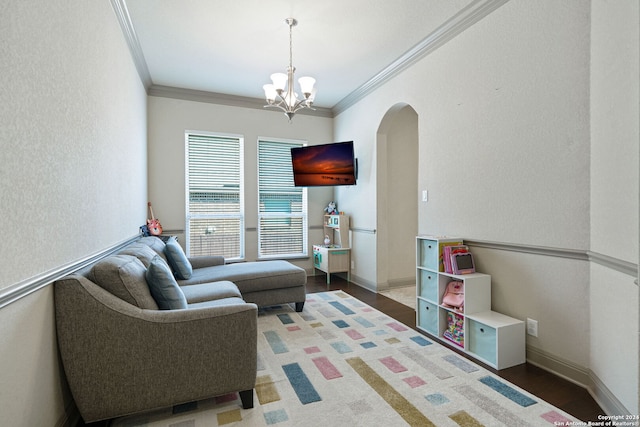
[289,20,293,71]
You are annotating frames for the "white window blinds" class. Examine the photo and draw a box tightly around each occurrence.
[257,139,308,258]
[186,133,244,259]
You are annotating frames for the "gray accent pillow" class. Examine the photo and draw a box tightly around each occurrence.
[89,255,158,309]
[145,255,188,310]
[164,236,193,279]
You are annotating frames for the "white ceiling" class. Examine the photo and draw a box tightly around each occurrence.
[124,0,473,109]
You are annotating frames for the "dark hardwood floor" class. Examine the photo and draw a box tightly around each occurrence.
[307,274,605,423]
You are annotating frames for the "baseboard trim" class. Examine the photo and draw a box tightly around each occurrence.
[589,368,632,417]
[526,345,631,416]
[347,273,378,292]
[388,277,415,289]
[0,235,140,309]
[526,345,591,387]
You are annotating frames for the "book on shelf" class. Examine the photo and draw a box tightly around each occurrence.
[443,244,469,274]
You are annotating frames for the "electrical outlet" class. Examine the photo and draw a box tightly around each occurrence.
[351,260,355,270]
[422,190,429,202]
[526,318,538,337]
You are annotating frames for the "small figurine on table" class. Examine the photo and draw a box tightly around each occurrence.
[324,201,338,215]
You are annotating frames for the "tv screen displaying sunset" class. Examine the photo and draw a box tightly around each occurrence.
[291,141,356,186]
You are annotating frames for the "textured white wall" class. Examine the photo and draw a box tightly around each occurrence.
[415,0,590,248]
[334,102,387,287]
[590,1,639,261]
[0,2,148,290]
[0,1,148,425]
[589,0,639,414]
[334,0,637,413]
[147,96,333,268]
[337,2,591,274]
[382,106,419,286]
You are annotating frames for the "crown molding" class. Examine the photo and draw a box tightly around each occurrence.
[110,0,152,89]
[114,0,508,117]
[148,85,334,118]
[112,0,332,117]
[333,0,510,115]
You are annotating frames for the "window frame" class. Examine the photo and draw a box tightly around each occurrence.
[257,137,308,260]
[184,131,245,260]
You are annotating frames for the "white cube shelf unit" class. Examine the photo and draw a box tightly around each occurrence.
[416,235,525,369]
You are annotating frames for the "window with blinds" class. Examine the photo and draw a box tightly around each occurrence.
[257,139,308,258]
[186,132,244,260]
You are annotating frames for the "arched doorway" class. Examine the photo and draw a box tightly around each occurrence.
[376,104,419,291]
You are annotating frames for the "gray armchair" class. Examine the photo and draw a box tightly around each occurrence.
[54,274,257,423]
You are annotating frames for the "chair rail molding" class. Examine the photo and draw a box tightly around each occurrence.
[465,239,638,280]
[0,235,139,309]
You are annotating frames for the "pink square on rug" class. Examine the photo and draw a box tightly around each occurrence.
[287,326,301,331]
[362,308,373,312]
[380,356,407,373]
[541,410,573,425]
[346,329,365,340]
[312,356,343,379]
[403,376,426,388]
[304,346,321,354]
[387,322,408,332]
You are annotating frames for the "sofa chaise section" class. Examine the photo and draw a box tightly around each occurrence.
[179,260,307,311]
[134,236,308,312]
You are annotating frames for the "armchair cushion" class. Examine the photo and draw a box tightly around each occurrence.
[181,280,242,303]
[164,236,193,279]
[146,256,188,310]
[189,255,225,269]
[89,255,158,309]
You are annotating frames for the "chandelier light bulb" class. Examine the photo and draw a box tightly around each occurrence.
[270,73,287,92]
[307,87,317,102]
[263,84,277,102]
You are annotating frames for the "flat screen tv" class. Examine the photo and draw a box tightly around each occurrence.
[290,141,357,187]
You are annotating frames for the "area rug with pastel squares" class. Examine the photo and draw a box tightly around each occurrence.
[112,291,580,427]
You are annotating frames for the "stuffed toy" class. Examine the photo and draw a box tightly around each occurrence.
[324,201,338,215]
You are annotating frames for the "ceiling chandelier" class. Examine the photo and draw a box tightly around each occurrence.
[263,18,316,121]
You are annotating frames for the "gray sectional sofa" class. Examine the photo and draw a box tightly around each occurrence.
[54,236,307,422]
[126,236,307,311]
